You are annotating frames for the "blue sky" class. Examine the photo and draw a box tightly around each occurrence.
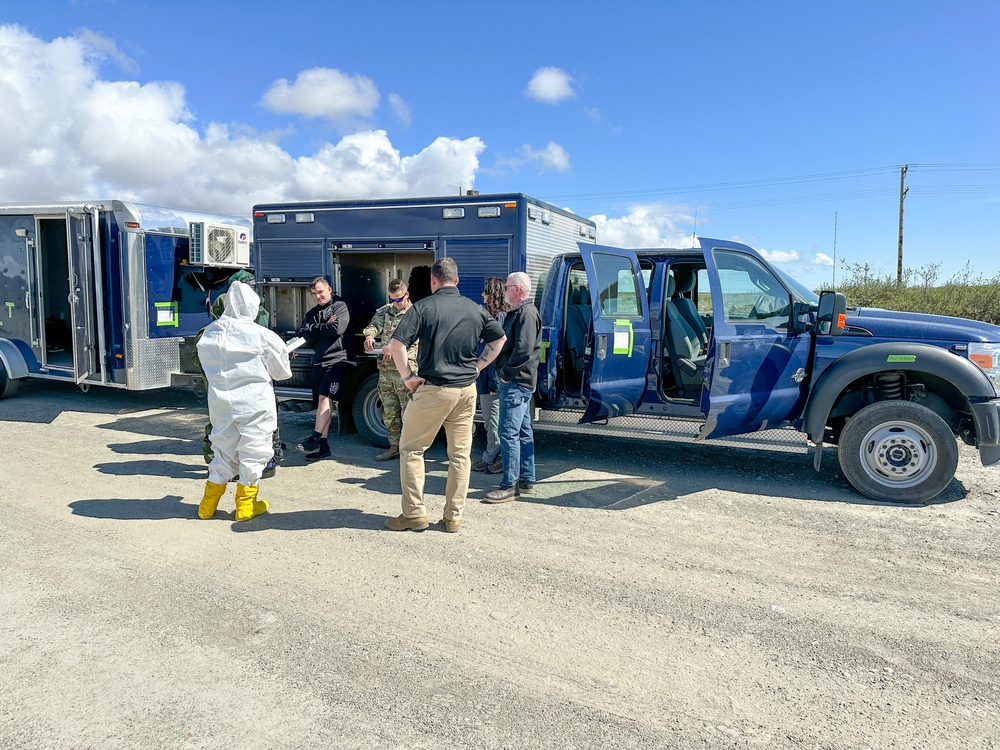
[2,0,998,287]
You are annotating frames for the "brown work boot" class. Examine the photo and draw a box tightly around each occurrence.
[440,518,461,533]
[484,456,504,474]
[383,514,429,532]
[376,446,400,461]
[482,485,518,504]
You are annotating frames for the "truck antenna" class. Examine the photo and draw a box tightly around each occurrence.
[692,211,698,239]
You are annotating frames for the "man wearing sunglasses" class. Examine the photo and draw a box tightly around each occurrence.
[362,279,419,460]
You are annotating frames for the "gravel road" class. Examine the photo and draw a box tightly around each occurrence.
[1,380,997,749]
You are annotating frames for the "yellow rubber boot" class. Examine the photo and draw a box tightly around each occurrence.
[234,483,269,521]
[198,481,227,520]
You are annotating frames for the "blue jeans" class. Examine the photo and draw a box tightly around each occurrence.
[498,381,535,489]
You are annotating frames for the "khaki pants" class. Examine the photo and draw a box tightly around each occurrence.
[399,383,477,522]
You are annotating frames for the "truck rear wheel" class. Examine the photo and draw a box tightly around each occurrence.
[0,367,20,399]
[838,400,958,503]
[351,373,390,448]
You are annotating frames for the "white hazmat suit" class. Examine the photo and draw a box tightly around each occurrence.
[197,281,293,488]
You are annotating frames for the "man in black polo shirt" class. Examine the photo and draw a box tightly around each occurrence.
[383,258,506,534]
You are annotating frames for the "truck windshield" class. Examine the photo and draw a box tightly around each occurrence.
[774,267,819,305]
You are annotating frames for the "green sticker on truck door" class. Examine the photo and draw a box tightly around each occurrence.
[613,319,634,356]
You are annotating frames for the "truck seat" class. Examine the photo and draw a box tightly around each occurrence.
[565,285,591,380]
[664,274,706,386]
[671,269,710,348]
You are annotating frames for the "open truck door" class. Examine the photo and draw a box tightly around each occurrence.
[66,208,95,384]
[698,240,813,439]
[579,244,651,423]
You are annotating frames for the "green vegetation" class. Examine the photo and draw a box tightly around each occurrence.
[822,262,1000,325]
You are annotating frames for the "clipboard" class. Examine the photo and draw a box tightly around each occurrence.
[284,336,307,353]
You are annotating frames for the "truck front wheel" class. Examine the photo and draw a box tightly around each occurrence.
[351,373,390,448]
[838,400,958,503]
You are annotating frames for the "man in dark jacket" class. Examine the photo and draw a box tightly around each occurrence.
[484,272,542,503]
[297,277,351,461]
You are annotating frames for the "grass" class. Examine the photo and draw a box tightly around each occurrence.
[821,262,1000,325]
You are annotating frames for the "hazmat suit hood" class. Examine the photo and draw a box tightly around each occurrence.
[222,281,262,322]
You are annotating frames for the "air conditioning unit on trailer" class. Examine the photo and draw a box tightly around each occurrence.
[189,222,251,267]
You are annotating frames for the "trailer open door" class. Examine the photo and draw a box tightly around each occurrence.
[578,244,651,423]
[66,209,95,384]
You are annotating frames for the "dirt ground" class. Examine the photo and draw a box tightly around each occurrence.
[1,380,998,750]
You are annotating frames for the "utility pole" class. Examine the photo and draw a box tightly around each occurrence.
[832,211,838,289]
[897,164,908,285]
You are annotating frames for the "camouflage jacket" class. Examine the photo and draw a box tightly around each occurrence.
[362,303,419,373]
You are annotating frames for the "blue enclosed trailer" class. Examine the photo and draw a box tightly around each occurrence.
[251,193,597,442]
[0,200,253,398]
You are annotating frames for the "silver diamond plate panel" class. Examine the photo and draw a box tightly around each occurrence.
[534,408,810,453]
[126,337,182,390]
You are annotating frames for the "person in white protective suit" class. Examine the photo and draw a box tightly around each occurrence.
[196,281,293,521]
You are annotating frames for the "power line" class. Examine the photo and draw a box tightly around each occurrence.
[541,163,1000,205]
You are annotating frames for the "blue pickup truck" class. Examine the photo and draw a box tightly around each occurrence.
[250,194,1000,504]
[539,240,1000,504]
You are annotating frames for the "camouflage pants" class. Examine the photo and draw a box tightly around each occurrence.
[378,368,412,448]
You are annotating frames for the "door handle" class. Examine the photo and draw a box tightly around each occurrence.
[718,341,731,367]
[596,334,607,360]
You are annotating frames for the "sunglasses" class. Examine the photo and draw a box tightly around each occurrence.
[389,295,407,303]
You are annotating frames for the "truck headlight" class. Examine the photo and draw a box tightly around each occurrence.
[967,342,1000,389]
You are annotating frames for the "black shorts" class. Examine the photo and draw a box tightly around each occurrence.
[312,361,348,408]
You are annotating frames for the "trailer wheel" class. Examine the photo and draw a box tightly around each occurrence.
[838,400,958,503]
[0,367,20,399]
[351,373,390,448]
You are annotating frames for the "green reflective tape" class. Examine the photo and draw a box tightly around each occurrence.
[539,340,550,364]
[886,354,916,363]
[613,318,634,356]
[154,301,179,327]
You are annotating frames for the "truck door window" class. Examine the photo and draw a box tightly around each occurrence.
[592,252,641,317]
[713,250,791,329]
[696,269,714,317]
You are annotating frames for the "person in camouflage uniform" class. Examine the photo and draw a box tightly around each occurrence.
[362,278,419,461]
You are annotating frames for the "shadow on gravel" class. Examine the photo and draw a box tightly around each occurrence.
[107,438,202,456]
[504,432,967,510]
[93,459,207,480]
[69,494,191,520]
[229,507,385,532]
[0,380,203,424]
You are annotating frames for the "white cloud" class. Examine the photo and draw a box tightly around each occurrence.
[591,205,697,248]
[0,26,485,214]
[519,142,571,173]
[261,67,379,123]
[810,252,835,266]
[388,93,411,127]
[489,141,571,175]
[525,66,575,103]
[758,248,802,264]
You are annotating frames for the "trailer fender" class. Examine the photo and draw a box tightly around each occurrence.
[0,338,30,380]
[802,342,997,444]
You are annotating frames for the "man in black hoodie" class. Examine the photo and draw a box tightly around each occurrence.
[297,277,351,461]
[483,272,541,503]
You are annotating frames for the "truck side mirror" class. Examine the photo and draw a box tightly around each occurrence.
[790,301,812,334]
[816,290,847,336]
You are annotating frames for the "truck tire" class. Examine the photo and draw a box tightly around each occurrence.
[838,400,958,503]
[351,373,390,448]
[0,367,20,399]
